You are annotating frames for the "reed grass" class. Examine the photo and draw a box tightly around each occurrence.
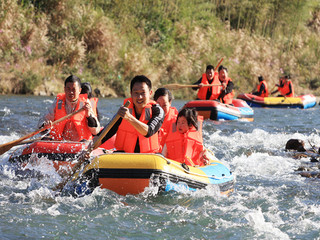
[0,0,320,97]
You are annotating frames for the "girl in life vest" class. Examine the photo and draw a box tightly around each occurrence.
[162,108,210,166]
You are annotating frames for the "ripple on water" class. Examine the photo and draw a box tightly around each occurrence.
[0,97,320,239]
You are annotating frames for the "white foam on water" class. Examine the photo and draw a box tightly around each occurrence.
[245,207,290,239]
[31,111,40,116]
[200,126,320,237]
[24,156,56,174]
[47,204,61,216]
[232,153,297,179]
[43,99,54,104]
[0,106,12,117]
[0,133,21,145]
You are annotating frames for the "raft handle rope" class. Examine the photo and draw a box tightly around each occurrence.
[160,154,233,181]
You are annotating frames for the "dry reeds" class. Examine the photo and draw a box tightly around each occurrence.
[0,0,320,98]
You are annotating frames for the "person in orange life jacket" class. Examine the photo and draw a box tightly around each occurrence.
[271,75,294,97]
[217,65,234,104]
[80,82,100,121]
[192,65,220,100]
[252,76,269,97]
[153,88,178,149]
[95,75,165,153]
[162,108,210,166]
[81,82,116,150]
[38,75,100,141]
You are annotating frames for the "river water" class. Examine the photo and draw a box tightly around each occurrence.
[0,95,320,239]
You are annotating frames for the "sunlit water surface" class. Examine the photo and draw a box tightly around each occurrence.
[0,95,320,239]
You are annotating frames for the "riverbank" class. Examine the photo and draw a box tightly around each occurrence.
[1,1,320,98]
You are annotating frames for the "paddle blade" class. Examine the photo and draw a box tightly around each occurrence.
[0,129,43,155]
[214,58,224,72]
[0,142,16,155]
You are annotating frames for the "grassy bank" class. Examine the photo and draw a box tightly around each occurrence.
[1,0,320,99]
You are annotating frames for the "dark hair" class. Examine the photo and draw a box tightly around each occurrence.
[130,75,152,92]
[206,65,214,71]
[285,139,306,152]
[258,76,264,82]
[154,88,173,102]
[81,82,93,98]
[218,65,228,72]
[64,75,81,87]
[177,108,198,130]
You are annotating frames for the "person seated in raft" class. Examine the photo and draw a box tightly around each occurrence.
[153,88,178,150]
[81,82,100,121]
[81,82,117,149]
[271,75,294,97]
[81,82,115,150]
[216,65,234,105]
[96,75,165,153]
[192,65,221,100]
[252,76,269,97]
[38,75,100,141]
[162,108,210,166]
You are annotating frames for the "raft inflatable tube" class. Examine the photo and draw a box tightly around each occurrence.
[237,93,317,109]
[8,137,115,173]
[183,99,254,121]
[9,141,86,172]
[72,153,235,196]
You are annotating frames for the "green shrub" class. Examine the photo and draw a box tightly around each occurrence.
[22,71,42,94]
[1,0,320,97]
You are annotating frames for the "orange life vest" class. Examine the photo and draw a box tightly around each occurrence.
[50,93,93,141]
[159,106,178,150]
[115,98,160,153]
[220,77,234,104]
[257,80,269,97]
[165,117,204,166]
[278,80,294,97]
[197,73,221,100]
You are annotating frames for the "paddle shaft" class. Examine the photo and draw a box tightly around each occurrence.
[214,58,224,72]
[54,101,130,192]
[0,108,85,155]
[186,84,221,88]
[163,83,221,90]
[15,137,44,146]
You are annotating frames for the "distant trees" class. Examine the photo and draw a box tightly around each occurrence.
[1,0,319,96]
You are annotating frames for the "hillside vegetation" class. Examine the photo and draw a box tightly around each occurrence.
[1,0,320,98]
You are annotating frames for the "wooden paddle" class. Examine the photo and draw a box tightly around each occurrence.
[0,108,85,156]
[53,100,130,192]
[214,57,224,72]
[163,83,221,90]
[270,85,278,95]
[14,137,43,146]
[281,95,291,104]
